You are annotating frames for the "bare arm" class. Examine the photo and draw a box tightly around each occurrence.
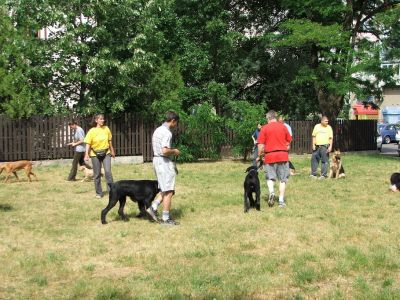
[312,136,316,151]
[109,140,115,158]
[84,143,91,161]
[162,147,180,157]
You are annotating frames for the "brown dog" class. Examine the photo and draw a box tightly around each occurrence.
[78,165,105,182]
[328,150,345,179]
[0,160,38,183]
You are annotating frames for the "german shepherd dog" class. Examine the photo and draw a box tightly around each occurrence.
[244,165,261,212]
[329,150,345,179]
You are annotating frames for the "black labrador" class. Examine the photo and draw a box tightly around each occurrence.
[244,165,261,212]
[101,180,160,224]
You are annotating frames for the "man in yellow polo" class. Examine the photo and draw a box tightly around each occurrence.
[310,116,333,179]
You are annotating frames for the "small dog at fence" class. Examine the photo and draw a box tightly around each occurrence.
[78,165,105,182]
[101,180,160,224]
[389,172,400,192]
[329,150,345,179]
[0,160,38,183]
[244,165,261,212]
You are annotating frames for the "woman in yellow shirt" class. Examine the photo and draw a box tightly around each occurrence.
[84,114,115,198]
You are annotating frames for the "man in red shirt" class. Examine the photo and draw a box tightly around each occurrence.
[257,110,292,208]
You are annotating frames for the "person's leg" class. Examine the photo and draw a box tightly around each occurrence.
[277,162,290,207]
[67,151,80,180]
[252,145,258,167]
[320,147,329,177]
[311,148,320,176]
[91,157,103,196]
[265,164,277,206]
[102,155,113,192]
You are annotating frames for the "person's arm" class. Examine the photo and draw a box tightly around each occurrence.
[328,137,333,153]
[162,147,180,157]
[312,136,316,151]
[84,143,91,161]
[109,140,116,158]
[327,126,333,153]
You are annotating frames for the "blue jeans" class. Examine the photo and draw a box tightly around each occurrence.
[311,146,329,177]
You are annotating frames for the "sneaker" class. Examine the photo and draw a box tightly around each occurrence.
[160,219,180,226]
[278,202,286,208]
[95,194,102,199]
[268,193,275,207]
[146,206,159,222]
[309,175,318,179]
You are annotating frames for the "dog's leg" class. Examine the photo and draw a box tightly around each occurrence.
[13,171,20,181]
[255,188,260,211]
[118,196,129,222]
[136,200,148,219]
[335,162,339,179]
[101,191,119,224]
[244,191,250,213]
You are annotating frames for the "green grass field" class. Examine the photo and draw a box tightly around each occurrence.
[0,153,399,299]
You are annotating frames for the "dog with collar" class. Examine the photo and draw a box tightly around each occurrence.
[243,165,261,212]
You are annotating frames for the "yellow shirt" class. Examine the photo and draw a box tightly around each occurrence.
[312,124,333,145]
[84,126,112,156]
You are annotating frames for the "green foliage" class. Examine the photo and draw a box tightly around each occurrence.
[176,102,226,161]
[225,100,265,159]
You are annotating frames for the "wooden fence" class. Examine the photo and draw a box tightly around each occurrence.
[0,114,377,162]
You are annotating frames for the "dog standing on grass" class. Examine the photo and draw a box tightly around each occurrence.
[244,165,261,212]
[328,150,345,179]
[0,160,38,183]
[101,180,160,224]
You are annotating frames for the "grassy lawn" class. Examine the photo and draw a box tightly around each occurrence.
[0,153,399,299]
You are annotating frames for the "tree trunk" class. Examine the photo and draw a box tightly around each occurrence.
[317,88,344,121]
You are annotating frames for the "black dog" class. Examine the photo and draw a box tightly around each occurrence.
[101,180,160,224]
[244,165,261,212]
[390,172,400,192]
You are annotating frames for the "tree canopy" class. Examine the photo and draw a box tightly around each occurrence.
[0,0,399,120]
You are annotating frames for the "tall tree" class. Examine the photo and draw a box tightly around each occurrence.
[272,0,399,119]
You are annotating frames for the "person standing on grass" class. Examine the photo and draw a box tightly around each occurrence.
[84,114,115,198]
[257,110,292,208]
[66,120,92,181]
[310,116,333,179]
[146,111,181,225]
[251,123,262,167]
[278,115,296,174]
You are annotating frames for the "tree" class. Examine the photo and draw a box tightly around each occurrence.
[0,4,52,117]
[270,0,399,119]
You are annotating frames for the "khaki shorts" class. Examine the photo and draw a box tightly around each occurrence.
[153,157,176,192]
[264,162,290,183]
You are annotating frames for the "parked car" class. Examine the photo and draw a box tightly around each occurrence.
[378,123,400,144]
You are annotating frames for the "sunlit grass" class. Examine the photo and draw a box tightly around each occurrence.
[0,153,400,299]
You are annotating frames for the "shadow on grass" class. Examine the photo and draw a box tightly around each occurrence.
[0,204,13,212]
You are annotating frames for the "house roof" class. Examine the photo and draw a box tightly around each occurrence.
[352,104,379,115]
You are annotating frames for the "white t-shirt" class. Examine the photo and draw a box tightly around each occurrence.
[152,123,172,157]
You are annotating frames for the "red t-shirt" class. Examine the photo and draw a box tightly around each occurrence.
[257,121,292,164]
